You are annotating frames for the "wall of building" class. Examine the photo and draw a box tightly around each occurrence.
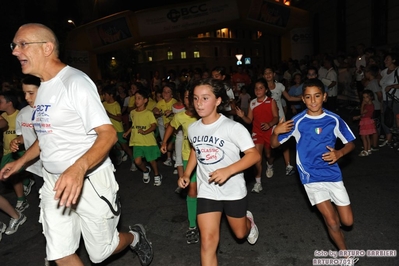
[387,0,399,46]
[135,30,281,79]
[297,0,399,54]
[65,0,310,80]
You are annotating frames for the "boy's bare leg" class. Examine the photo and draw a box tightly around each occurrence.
[316,201,347,250]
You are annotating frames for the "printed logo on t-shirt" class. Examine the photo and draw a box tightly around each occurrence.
[32,104,53,134]
[315,127,322,134]
[21,122,33,128]
[191,135,225,165]
[195,144,224,165]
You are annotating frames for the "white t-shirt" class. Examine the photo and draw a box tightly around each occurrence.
[355,54,366,70]
[123,96,130,108]
[223,84,235,120]
[270,82,286,120]
[325,68,338,97]
[318,67,328,81]
[33,66,112,174]
[380,67,399,101]
[188,115,254,201]
[16,106,42,176]
[366,79,382,111]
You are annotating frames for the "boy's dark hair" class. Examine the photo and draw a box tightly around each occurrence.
[131,81,144,91]
[0,91,19,109]
[302,78,326,94]
[263,66,275,73]
[135,88,150,100]
[384,52,398,66]
[102,84,117,98]
[307,66,319,76]
[211,66,227,76]
[21,75,40,87]
[163,82,177,99]
[365,65,379,77]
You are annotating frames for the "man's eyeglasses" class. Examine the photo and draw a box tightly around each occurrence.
[10,41,47,51]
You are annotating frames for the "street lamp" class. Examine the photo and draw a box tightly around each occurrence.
[67,20,76,27]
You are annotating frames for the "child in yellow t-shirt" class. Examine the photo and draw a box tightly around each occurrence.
[0,91,31,213]
[123,89,162,186]
[160,88,199,244]
[153,82,177,166]
[102,85,135,170]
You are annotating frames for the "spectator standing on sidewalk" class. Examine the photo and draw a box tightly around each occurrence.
[363,65,382,151]
[379,53,399,147]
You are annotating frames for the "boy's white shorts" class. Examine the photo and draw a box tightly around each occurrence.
[304,181,350,206]
[39,164,121,263]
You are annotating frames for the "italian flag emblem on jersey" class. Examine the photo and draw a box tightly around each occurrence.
[315,128,322,134]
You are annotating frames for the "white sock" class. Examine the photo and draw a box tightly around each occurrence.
[130,231,140,247]
[255,177,261,183]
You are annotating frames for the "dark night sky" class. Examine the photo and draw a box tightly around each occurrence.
[0,0,188,80]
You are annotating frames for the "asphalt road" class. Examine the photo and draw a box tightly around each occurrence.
[1,113,398,266]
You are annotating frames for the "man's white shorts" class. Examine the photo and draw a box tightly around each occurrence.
[39,164,121,263]
[303,181,350,206]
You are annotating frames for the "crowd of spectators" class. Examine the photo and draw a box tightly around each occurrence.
[1,43,399,157]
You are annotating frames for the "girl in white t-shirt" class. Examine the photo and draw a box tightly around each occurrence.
[178,78,260,265]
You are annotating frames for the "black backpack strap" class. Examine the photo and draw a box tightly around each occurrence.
[86,177,121,216]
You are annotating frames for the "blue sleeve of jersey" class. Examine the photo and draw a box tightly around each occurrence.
[337,116,356,144]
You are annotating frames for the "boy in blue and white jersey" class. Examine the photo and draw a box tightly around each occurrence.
[271,78,358,264]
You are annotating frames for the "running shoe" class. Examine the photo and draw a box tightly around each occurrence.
[370,146,379,152]
[5,213,27,235]
[121,151,128,161]
[285,165,295,176]
[0,222,6,242]
[186,227,199,244]
[246,211,259,244]
[15,200,29,213]
[266,166,274,178]
[154,175,163,186]
[143,166,151,184]
[379,140,389,147]
[163,158,173,166]
[129,224,154,266]
[175,186,183,194]
[23,179,35,196]
[251,183,263,193]
[130,162,138,172]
